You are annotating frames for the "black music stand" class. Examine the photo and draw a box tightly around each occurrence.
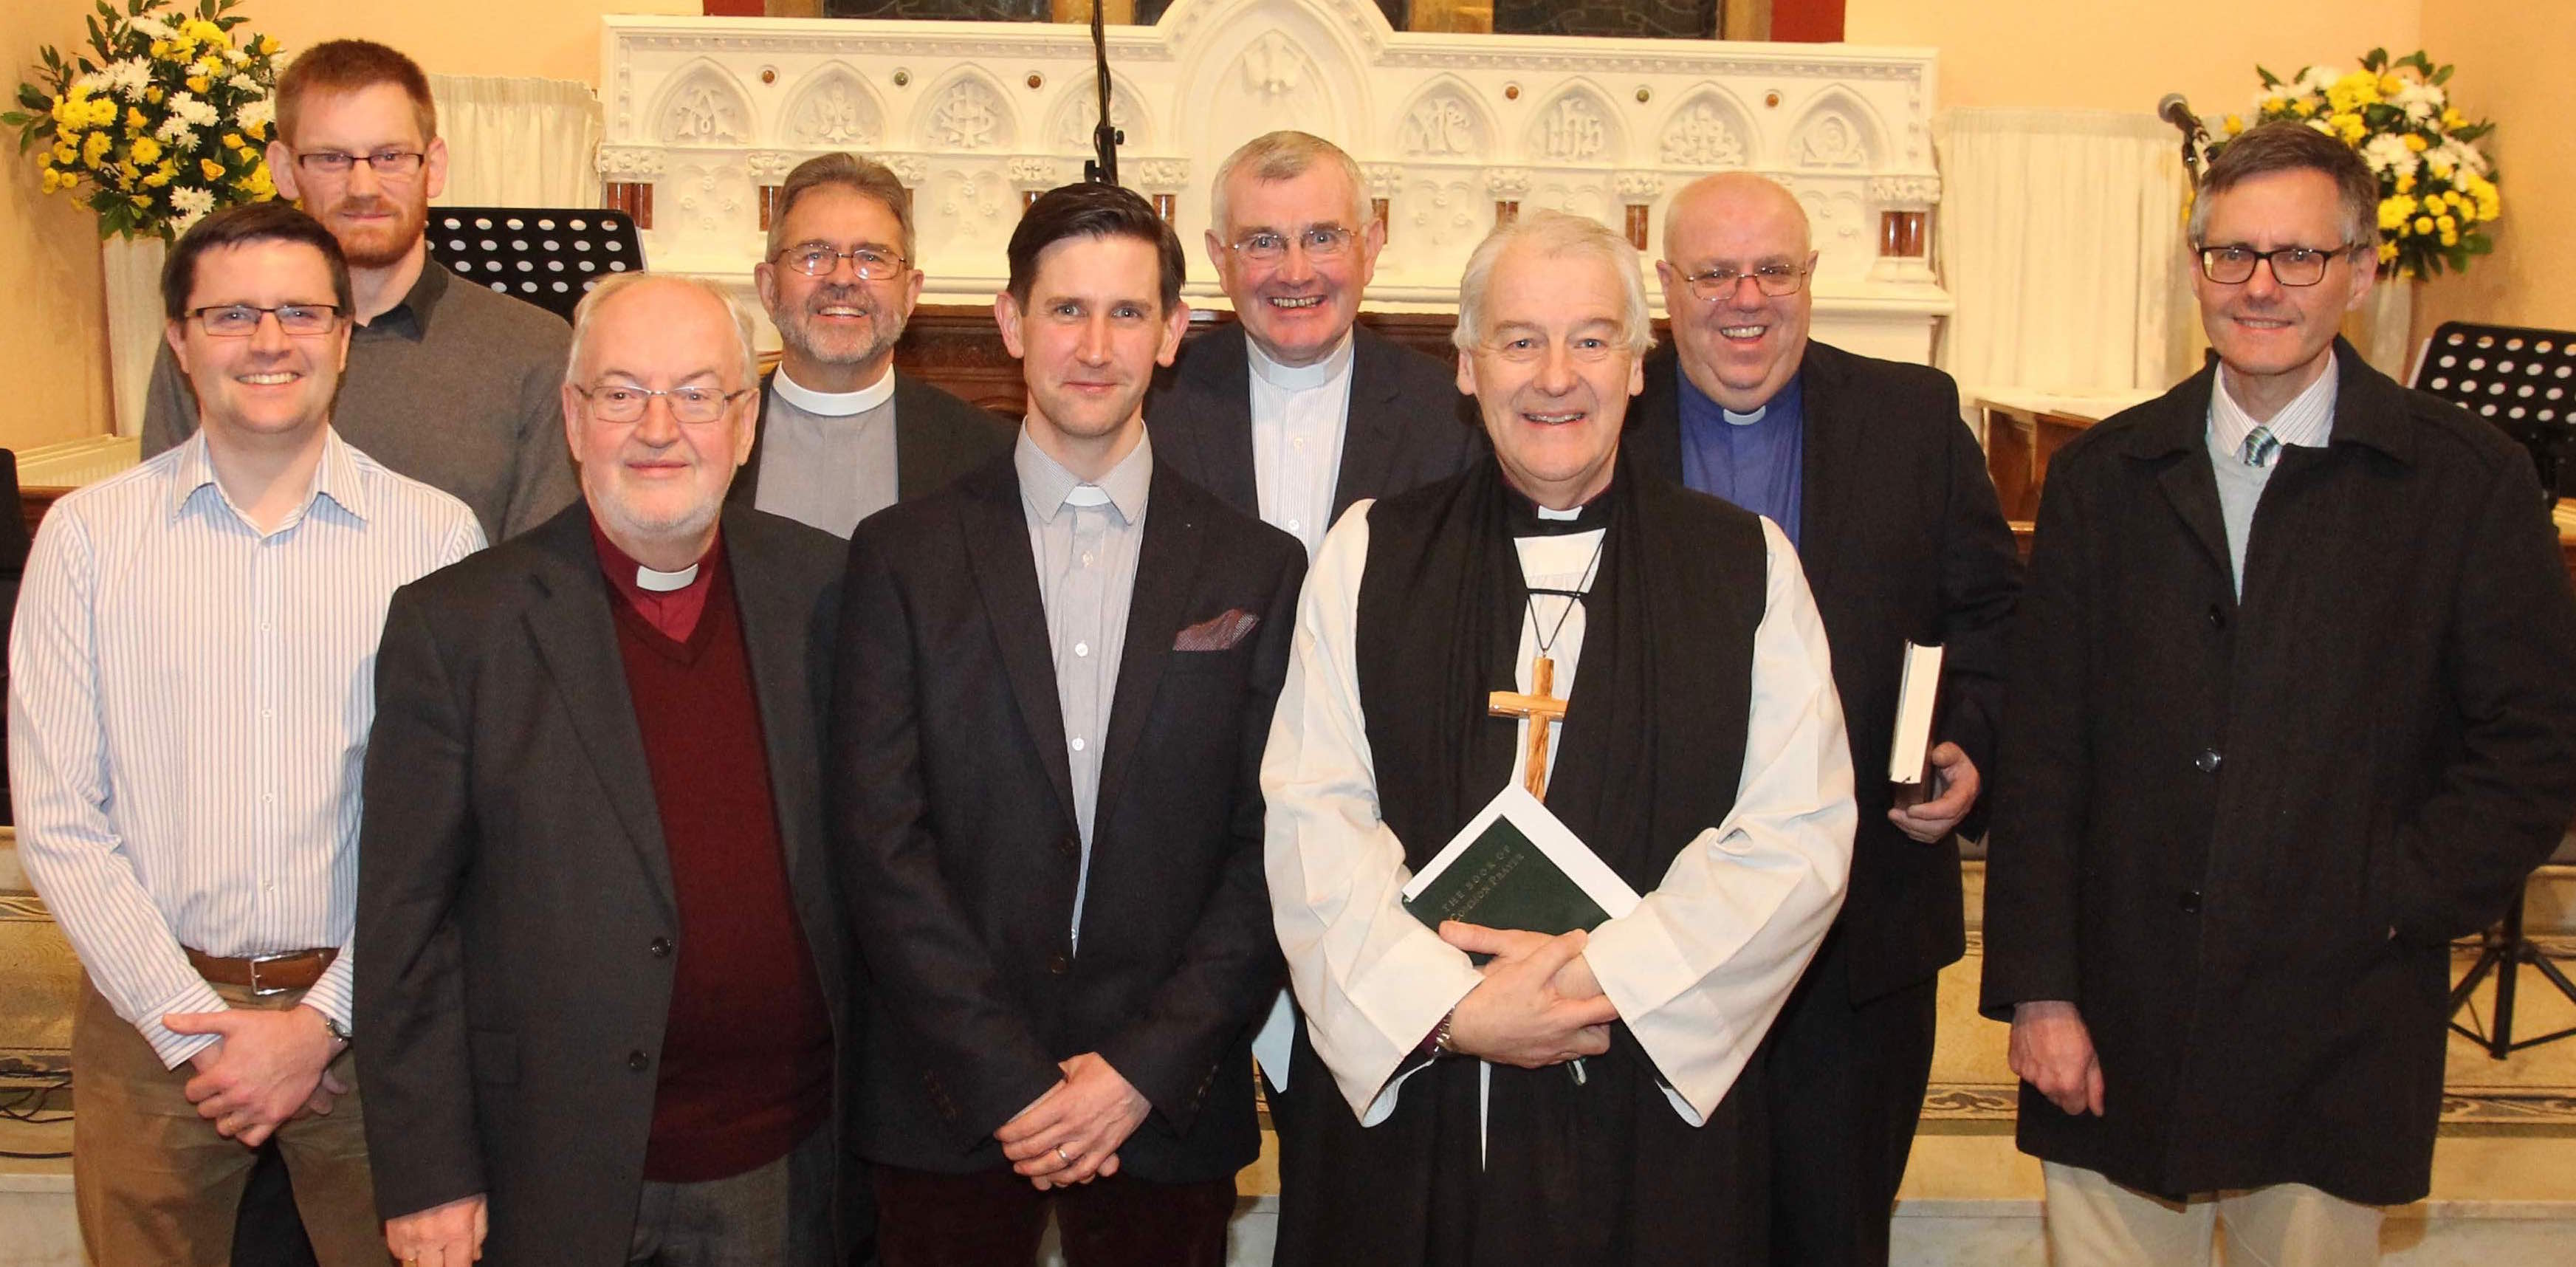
[2415,321,2576,1058]
[423,207,644,321]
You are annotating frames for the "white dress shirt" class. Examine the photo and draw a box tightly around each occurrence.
[1263,504,1854,1126]
[10,430,483,1066]
[1247,333,1357,558]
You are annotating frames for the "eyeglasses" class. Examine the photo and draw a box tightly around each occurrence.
[573,383,755,425]
[776,244,909,280]
[2195,244,2352,286]
[1482,333,1626,365]
[292,149,427,178]
[185,303,347,337]
[1226,226,1356,262]
[1680,264,1810,301]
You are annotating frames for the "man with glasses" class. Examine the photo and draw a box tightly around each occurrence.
[11,202,481,1266]
[1627,171,2021,1267]
[1148,130,1478,559]
[354,272,861,1266]
[143,38,577,546]
[1982,122,2576,1265]
[732,152,1011,537]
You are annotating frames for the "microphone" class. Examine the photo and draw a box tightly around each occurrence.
[2157,92,2204,137]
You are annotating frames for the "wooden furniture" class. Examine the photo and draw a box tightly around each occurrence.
[1980,389,2161,521]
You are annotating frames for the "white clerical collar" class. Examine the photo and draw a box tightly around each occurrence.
[1246,330,1356,394]
[634,561,699,592]
[1533,503,1586,521]
[1723,404,1768,427]
[773,364,896,417]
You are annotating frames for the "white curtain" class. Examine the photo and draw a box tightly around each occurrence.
[1934,109,2202,418]
[428,75,602,209]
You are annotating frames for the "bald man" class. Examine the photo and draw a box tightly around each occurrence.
[1629,173,2023,1267]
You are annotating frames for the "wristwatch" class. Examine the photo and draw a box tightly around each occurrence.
[318,1012,354,1047]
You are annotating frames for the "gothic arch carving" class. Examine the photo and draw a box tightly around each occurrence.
[913,67,1018,153]
[652,58,755,147]
[1784,86,1888,171]
[1522,80,1627,167]
[777,63,887,151]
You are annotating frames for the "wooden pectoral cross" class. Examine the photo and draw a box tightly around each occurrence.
[1488,653,1570,802]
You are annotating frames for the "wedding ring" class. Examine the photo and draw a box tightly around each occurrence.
[1055,1144,1074,1164]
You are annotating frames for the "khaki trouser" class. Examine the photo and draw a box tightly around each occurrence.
[72,975,383,1267]
[2043,1161,2385,1266]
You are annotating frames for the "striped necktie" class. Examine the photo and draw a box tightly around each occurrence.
[2240,425,2281,469]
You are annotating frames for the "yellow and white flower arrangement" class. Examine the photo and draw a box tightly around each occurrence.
[7,0,280,240]
[2212,47,2498,280]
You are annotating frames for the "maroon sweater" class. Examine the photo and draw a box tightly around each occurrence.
[594,523,833,1183]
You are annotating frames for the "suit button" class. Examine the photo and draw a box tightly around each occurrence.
[627,1050,650,1071]
[2205,604,2228,631]
[2194,749,2222,773]
[1059,833,1081,861]
[649,936,673,958]
[1048,952,1072,975]
[2180,890,2203,914]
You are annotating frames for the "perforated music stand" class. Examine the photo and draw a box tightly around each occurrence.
[2416,321,2576,1058]
[2412,321,2576,506]
[423,207,644,321]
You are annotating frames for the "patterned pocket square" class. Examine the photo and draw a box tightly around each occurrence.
[1173,608,1260,652]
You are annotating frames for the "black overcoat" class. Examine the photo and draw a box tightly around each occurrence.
[1979,339,2576,1204]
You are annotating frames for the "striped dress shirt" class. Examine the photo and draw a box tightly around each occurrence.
[10,430,483,1067]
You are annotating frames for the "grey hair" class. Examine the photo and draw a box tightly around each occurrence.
[1452,212,1655,356]
[1209,130,1370,235]
[563,273,760,391]
[764,151,917,265]
[2190,120,2378,249]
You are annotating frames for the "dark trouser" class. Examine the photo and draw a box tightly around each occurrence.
[872,1164,1236,1267]
[628,1122,835,1267]
[233,1143,320,1267]
[1765,932,1943,1267]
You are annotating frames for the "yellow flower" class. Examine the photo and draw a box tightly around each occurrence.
[2380,74,2405,96]
[2437,213,2456,232]
[2402,133,2428,152]
[2413,216,2436,235]
[201,157,227,182]
[2223,114,2245,136]
[150,40,171,59]
[131,137,162,165]
[88,98,116,127]
[2262,95,2287,114]
[258,35,281,55]
[2377,241,2399,264]
[145,161,175,188]
[2378,196,2412,230]
[223,133,244,151]
[2291,97,2319,117]
[2395,171,2417,193]
[2442,107,2467,129]
[82,131,113,167]
[244,117,267,140]
[187,77,211,96]
[2332,113,2366,143]
[52,140,77,165]
[38,168,61,194]
[2439,230,2459,248]
[145,87,163,104]
[130,193,150,209]
[126,107,148,133]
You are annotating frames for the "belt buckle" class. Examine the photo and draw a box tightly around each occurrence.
[244,950,303,997]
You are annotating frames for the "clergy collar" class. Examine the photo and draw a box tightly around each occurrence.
[1015,426,1153,525]
[588,514,718,592]
[1246,329,1356,394]
[773,363,897,417]
[1678,360,1805,429]
[1505,475,1619,536]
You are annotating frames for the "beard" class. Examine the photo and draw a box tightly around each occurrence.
[777,286,907,371]
[315,190,428,269]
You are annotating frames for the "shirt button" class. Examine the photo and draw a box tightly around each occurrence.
[1082,552,1094,566]
[627,1050,650,1071]
[1287,519,1302,532]
[1048,952,1072,975]
[1291,436,1306,450]
[2194,749,2223,774]
[2179,890,2204,914]
[2205,605,2228,631]
[1059,833,1081,859]
[1074,642,1089,658]
[1071,737,1087,752]
[649,936,673,958]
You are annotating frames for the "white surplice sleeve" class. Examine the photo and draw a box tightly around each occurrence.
[1582,517,1856,1124]
[1263,501,1486,1124]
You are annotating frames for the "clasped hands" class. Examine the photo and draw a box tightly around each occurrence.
[997,1051,1151,1191]
[163,1003,346,1148]
[1437,921,1619,1068]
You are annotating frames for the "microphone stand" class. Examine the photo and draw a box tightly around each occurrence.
[1082,1,1122,186]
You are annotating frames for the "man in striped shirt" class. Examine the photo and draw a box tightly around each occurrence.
[10,202,483,1266]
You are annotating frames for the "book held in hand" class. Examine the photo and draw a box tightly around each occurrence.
[1401,783,1641,960]
[1889,640,1945,791]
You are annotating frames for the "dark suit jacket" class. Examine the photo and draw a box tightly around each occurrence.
[729,369,1016,514]
[1629,339,2023,1003]
[1146,323,1482,526]
[835,450,1305,1184]
[1979,338,2576,1203]
[354,504,858,1265]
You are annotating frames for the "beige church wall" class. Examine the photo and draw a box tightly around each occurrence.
[1,3,115,453]
[248,0,697,84]
[2412,0,2575,341]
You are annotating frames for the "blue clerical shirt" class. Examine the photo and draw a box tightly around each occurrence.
[1677,365,1805,546]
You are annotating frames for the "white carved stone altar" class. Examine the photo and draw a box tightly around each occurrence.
[598,0,1951,363]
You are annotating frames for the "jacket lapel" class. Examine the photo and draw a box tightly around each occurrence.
[1330,330,1401,518]
[722,509,822,883]
[961,466,1081,828]
[1625,346,1688,486]
[518,513,679,919]
[2130,368,2235,577]
[891,376,938,501]
[1793,345,1861,584]
[1198,329,1263,514]
[728,370,776,507]
[1096,466,1203,831]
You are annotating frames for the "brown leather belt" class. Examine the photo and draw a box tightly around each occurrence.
[185,947,338,995]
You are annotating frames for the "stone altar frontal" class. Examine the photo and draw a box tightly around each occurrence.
[600,0,1951,362]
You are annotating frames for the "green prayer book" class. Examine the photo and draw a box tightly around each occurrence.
[1401,784,1641,960]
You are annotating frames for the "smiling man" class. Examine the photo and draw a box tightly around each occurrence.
[732,153,1012,537]
[142,39,577,545]
[1263,210,1853,1265]
[1982,123,2576,1266]
[11,202,481,1266]
[354,274,862,1266]
[835,182,1302,1266]
[1147,131,1477,557]
[1627,173,2022,1267]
